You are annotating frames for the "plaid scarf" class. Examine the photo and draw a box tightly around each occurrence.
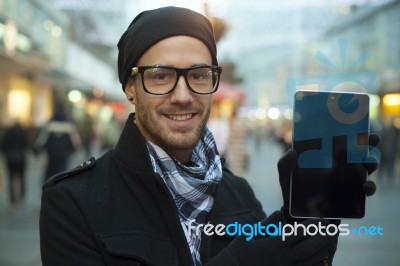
[146,126,222,265]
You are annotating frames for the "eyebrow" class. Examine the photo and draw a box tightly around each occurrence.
[146,63,211,68]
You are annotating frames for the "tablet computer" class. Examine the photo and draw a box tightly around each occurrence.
[290,90,370,219]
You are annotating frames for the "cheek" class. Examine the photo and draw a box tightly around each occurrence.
[202,96,213,109]
[135,94,159,115]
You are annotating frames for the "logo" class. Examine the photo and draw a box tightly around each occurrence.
[187,220,384,241]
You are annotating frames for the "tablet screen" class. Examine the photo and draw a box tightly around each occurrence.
[290,90,370,219]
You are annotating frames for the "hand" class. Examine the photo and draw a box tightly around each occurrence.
[277,133,381,215]
[362,133,380,196]
[225,210,338,266]
[277,149,298,214]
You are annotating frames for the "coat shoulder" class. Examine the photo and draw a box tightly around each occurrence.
[42,157,96,191]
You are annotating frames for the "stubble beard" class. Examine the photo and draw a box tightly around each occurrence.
[136,102,210,154]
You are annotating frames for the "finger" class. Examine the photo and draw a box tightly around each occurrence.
[260,210,285,226]
[291,233,338,263]
[277,149,298,207]
[277,149,298,179]
[368,133,380,147]
[365,133,381,176]
[283,219,329,246]
[295,240,337,266]
[363,155,379,175]
[363,180,376,196]
[327,219,341,226]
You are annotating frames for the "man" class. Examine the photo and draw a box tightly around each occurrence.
[40,6,378,265]
[0,120,30,207]
[34,106,82,181]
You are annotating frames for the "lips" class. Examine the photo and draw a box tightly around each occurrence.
[166,114,193,121]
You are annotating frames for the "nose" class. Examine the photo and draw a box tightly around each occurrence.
[170,76,193,105]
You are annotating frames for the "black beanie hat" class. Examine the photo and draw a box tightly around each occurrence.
[117,6,218,91]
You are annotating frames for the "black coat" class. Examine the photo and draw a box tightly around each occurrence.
[1,123,29,168]
[40,114,266,265]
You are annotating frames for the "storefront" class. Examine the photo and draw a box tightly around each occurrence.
[0,0,68,129]
[381,92,400,123]
[0,54,55,129]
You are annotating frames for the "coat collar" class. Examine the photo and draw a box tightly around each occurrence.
[112,113,195,265]
[113,113,264,225]
[113,113,154,171]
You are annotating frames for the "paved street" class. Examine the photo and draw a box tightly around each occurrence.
[0,152,42,266]
[0,137,399,265]
[0,151,87,266]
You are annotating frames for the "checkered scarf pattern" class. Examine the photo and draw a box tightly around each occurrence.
[146,126,223,265]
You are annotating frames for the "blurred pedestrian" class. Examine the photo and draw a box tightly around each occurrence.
[207,104,230,158]
[378,117,400,184]
[100,113,123,152]
[0,120,30,206]
[34,107,81,182]
[79,112,95,157]
[225,109,250,176]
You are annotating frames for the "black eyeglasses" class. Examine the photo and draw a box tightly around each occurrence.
[131,65,222,95]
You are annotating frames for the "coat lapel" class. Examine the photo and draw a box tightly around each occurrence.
[113,113,194,265]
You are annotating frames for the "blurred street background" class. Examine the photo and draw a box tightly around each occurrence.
[1,0,400,265]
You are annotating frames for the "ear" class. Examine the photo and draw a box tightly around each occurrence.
[124,79,137,104]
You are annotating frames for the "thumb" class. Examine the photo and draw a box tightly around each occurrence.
[260,210,285,226]
[363,180,376,197]
[277,149,298,208]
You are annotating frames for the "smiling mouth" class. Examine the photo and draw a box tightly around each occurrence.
[166,114,194,121]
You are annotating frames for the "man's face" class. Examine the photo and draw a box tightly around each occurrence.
[125,36,214,162]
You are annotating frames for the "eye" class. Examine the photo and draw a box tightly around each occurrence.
[155,72,169,80]
[146,68,175,82]
[190,69,211,81]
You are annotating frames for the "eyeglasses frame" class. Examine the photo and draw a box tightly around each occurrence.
[131,65,223,95]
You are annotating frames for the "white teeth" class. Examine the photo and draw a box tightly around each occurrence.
[168,114,193,121]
